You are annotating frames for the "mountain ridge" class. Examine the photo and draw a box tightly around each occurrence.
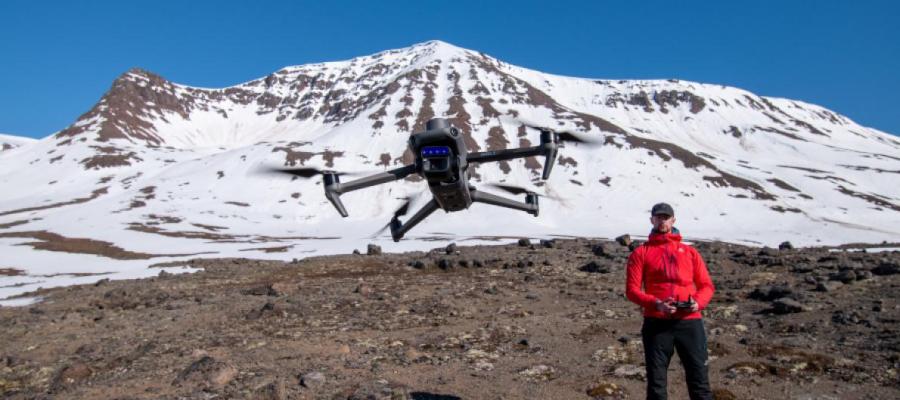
[1,40,898,303]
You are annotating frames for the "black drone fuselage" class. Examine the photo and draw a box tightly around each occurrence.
[323,118,562,241]
[409,119,472,212]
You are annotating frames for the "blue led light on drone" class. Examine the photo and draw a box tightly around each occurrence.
[422,146,450,157]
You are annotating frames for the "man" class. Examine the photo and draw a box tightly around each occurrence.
[625,202,715,400]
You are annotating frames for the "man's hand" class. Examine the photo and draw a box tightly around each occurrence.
[688,298,699,313]
[655,297,676,315]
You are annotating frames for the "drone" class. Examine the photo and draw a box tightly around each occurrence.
[271,118,593,242]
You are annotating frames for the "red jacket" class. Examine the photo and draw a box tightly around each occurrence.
[626,231,714,319]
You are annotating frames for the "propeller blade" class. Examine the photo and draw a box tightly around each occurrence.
[272,167,330,178]
[255,164,366,179]
[371,194,417,238]
[500,115,599,146]
[484,182,565,201]
[556,131,592,144]
[485,183,530,195]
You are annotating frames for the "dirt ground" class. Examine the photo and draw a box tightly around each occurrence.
[1,238,899,399]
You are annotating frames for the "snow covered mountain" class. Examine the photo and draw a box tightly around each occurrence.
[1,40,898,304]
[0,133,36,153]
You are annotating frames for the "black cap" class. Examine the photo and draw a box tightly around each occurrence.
[651,202,675,216]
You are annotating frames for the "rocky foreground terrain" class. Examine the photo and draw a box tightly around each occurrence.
[1,238,899,399]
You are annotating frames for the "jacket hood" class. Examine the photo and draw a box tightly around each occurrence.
[647,230,682,245]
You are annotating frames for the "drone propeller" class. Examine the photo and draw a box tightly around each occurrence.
[522,123,596,145]
[483,183,564,201]
[256,165,360,180]
[499,115,599,146]
[371,194,418,238]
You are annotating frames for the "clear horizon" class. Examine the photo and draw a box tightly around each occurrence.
[2,0,899,139]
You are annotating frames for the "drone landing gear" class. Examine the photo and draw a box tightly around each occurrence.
[389,198,440,242]
[470,188,539,217]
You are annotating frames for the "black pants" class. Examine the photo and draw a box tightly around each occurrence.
[641,318,712,400]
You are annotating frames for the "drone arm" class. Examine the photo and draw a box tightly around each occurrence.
[467,130,559,180]
[470,188,539,217]
[325,164,416,217]
[335,164,417,194]
[466,146,544,164]
[390,198,440,242]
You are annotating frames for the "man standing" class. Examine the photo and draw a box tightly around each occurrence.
[625,202,715,400]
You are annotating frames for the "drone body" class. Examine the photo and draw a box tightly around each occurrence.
[314,117,580,241]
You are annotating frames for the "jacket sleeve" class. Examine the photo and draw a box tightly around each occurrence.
[691,248,715,310]
[626,247,658,308]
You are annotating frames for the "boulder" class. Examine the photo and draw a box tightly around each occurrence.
[872,261,900,276]
[615,234,632,247]
[749,285,794,301]
[445,242,458,254]
[772,298,806,314]
[366,244,382,255]
[779,241,794,250]
[517,238,531,247]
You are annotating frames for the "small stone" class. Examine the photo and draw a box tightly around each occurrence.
[615,234,632,247]
[51,362,93,391]
[830,269,856,284]
[366,244,382,255]
[592,244,611,257]
[539,239,556,248]
[300,371,326,388]
[411,260,426,269]
[352,249,361,255]
[579,261,610,274]
[816,281,843,292]
[173,356,238,389]
[254,380,286,400]
[758,247,778,257]
[612,364,645,379]
[158,270,172,278]
[587,381,626,399]
[354,283,373,297]
[517,238,531,247]
[518,364,556,381]
[778,241,794,250]
[437,259,452,270]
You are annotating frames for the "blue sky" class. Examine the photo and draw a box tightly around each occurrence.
[1,0,898,139]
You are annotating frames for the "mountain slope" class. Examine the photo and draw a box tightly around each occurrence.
[1,40,898,303]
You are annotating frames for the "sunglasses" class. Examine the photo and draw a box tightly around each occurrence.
[652,214,673,220]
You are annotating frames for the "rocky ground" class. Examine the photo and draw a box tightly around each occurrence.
[1,237,899,399]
